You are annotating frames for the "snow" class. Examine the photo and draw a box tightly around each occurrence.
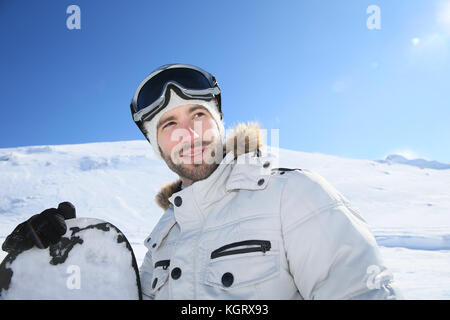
[1,140,449,299]
[378,154,450,170]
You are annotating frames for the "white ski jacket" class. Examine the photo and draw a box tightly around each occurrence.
[139,123,401,300]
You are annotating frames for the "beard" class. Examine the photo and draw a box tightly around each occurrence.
[161,138,223,183]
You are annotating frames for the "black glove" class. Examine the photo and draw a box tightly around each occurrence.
[2,202,76,254]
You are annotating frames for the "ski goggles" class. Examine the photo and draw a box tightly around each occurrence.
[131,64,221,124]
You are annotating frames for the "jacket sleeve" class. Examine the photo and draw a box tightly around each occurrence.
[279,170,402,300]
[139,249,155,300]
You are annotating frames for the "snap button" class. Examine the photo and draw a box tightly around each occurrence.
[221,272,234,287]
[174,196,182,207]
[152,278,158,289]
[263,161,270,168]
[257,178,265,186]
[171,267,182,280]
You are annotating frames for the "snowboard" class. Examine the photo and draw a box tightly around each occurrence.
[0,218,142,300]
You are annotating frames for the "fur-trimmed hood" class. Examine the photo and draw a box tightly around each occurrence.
[155,122,263,210]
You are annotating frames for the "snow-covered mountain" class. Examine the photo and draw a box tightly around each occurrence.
[377,154,450,170]
[1,141,449,299]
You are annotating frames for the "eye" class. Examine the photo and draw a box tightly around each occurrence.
[162,121,176,129]
[193,112,205,119]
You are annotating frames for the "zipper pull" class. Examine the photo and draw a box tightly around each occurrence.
[261,241,271,254]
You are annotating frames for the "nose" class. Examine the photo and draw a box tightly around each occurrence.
[179,120,200,144]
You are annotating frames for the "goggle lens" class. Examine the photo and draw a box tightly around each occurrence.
[135,68,213,113]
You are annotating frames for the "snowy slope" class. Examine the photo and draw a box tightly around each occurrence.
[0,141,449,299]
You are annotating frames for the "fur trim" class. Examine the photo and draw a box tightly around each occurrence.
[155,122,262,210]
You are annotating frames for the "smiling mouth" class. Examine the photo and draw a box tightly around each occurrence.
[181,145,205,158]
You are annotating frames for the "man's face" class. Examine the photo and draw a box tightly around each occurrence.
[156,104,222,185]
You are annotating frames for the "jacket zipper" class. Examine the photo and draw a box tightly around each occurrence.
[210,240,271,259]
[154,259,170,270]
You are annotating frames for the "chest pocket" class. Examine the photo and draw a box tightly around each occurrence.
[144,212,178,297]
[150,260,170,294]
[204,239,280,290]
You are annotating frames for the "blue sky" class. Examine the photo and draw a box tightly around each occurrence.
[1,0,449,162]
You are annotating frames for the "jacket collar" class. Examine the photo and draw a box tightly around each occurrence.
[155,122,273,211]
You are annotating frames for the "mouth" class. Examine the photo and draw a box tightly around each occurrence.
[180,145,206,159]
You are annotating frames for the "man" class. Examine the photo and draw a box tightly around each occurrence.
[131,64,401,299]
[3,64,401,300]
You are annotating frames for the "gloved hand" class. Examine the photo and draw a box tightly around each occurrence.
[2,202,76,254]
